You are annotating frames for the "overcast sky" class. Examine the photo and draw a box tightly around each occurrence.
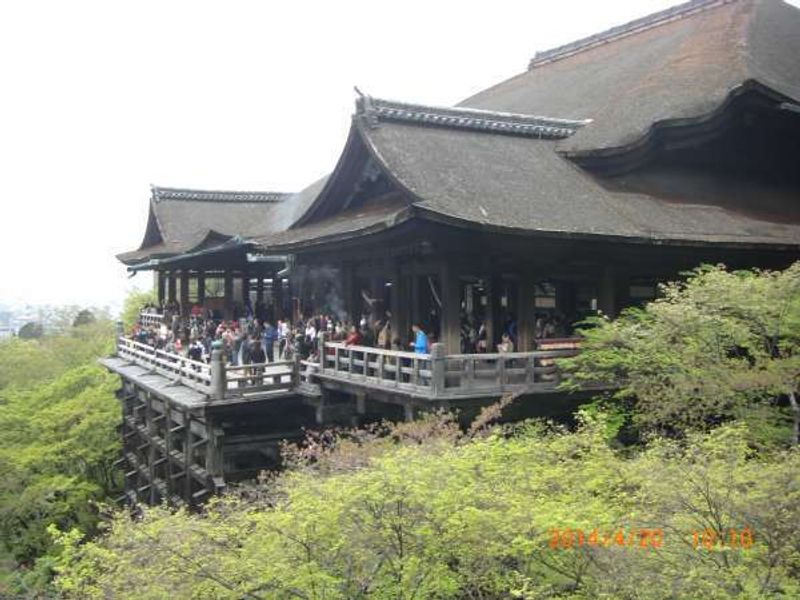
[2,0,796,311]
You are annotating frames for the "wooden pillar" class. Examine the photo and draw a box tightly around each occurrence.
[223,272,234,320]
[256,277,264,304]
[599,266,616,318]
[242,271,250,313]
[439,263,461,354]
[484,275,495,351]
[410,269,420,328]
[273,275,284,321]
[342,263,358,323]
[197,272,205,308]
[179,271,190,317]
[167,272,177,303]
[390,261,407,347]
[204,421,223,480]
[370,276,383,323]
[517,274,535,352]
[156,271,166,307]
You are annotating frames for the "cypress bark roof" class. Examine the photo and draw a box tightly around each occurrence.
[260,116,800,250]
[119,0,800,266]
[459,0,800,156]
[117,186,293,265]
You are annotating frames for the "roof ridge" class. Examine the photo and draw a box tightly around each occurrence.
[356,95,591,139]
[529,0,738,70]
[151,186,293,203]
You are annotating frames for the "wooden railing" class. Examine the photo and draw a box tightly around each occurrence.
[115,324,580,402]
[222,360,294,399]
[139,311,165,328]
[318,339,579,399]
[320,341,435,395]
[116,334,293,402]
[116,337,212,393]
[441,350,575,397]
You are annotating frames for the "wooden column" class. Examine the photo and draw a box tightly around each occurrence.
[517,273,535,352]
[167,272,177,303]
[342,263,358,322]
[223,272,234,320]
[273,275,284,321]
[410,270,420,327]
[179,271,190,317]
[484,275,495,351]
[256,277,264,304]
[156,271,166,306]
[197,272,205,307]
[242,271,250,313]
[599,266,616,318]
[390,261,408,346]
[440,263,461,354]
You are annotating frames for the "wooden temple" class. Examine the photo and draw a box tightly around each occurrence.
[106,0,800,505]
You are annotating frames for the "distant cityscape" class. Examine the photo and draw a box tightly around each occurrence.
[0,300,120,338]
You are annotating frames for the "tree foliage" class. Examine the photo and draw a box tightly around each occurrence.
[561,263,800,445]
[0,315,120,596]
[120,288,155,330]
[52,415,800,599]
[17,322,43,340]
[0,320,113,390]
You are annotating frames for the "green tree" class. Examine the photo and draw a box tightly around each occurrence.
[52,414,800,599]
[0,314,120,597]
[72,309,96,328]
[561,263,800,445]
[17,322,43,339]
[120,288,155,330]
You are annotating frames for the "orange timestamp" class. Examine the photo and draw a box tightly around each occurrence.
[548,527,754,550]
[549,528,664,550]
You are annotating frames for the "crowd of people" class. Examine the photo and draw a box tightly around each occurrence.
[129,305,441,369]
[130,302,572,367]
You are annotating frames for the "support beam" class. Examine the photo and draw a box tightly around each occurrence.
[179,271,190,318]
[197,272,205,307]
[156,271,166,307]
[242,271,250,315]
[167,272,177,304]
[599,266,616,318]
[273,275,284,321]
[439,263,461,354]
[223,272,234,320]
[517,274,535,352]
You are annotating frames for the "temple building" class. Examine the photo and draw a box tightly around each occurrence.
[121,0,800,353]
[108,0,800,505]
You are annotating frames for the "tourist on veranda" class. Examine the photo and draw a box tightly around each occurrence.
[262,321,277,362]
[344,325,362,347]
[497,332,514,353]
[249,339,266,386]
[277,319,289,358]
[377,319,391,350]
[409,323,428,354]
[361,322,376,347]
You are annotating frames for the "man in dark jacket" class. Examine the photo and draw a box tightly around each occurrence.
[262,321,277,362]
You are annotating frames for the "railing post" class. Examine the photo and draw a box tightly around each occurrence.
[318,332,326,371]
[292,354,301,389]
[430,343,445,397]
[114,321,124,356]
[210,341,226,402]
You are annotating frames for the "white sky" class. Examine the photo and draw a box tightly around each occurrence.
[2,0,796,310]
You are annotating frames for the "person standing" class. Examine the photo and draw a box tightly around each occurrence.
[249,338,266,385]
[409,324,428,354]
[262,321,277,363]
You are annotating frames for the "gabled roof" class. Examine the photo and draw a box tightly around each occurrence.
[117,186,293,265]
[459,0,800,156]
[258,87,800,251]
